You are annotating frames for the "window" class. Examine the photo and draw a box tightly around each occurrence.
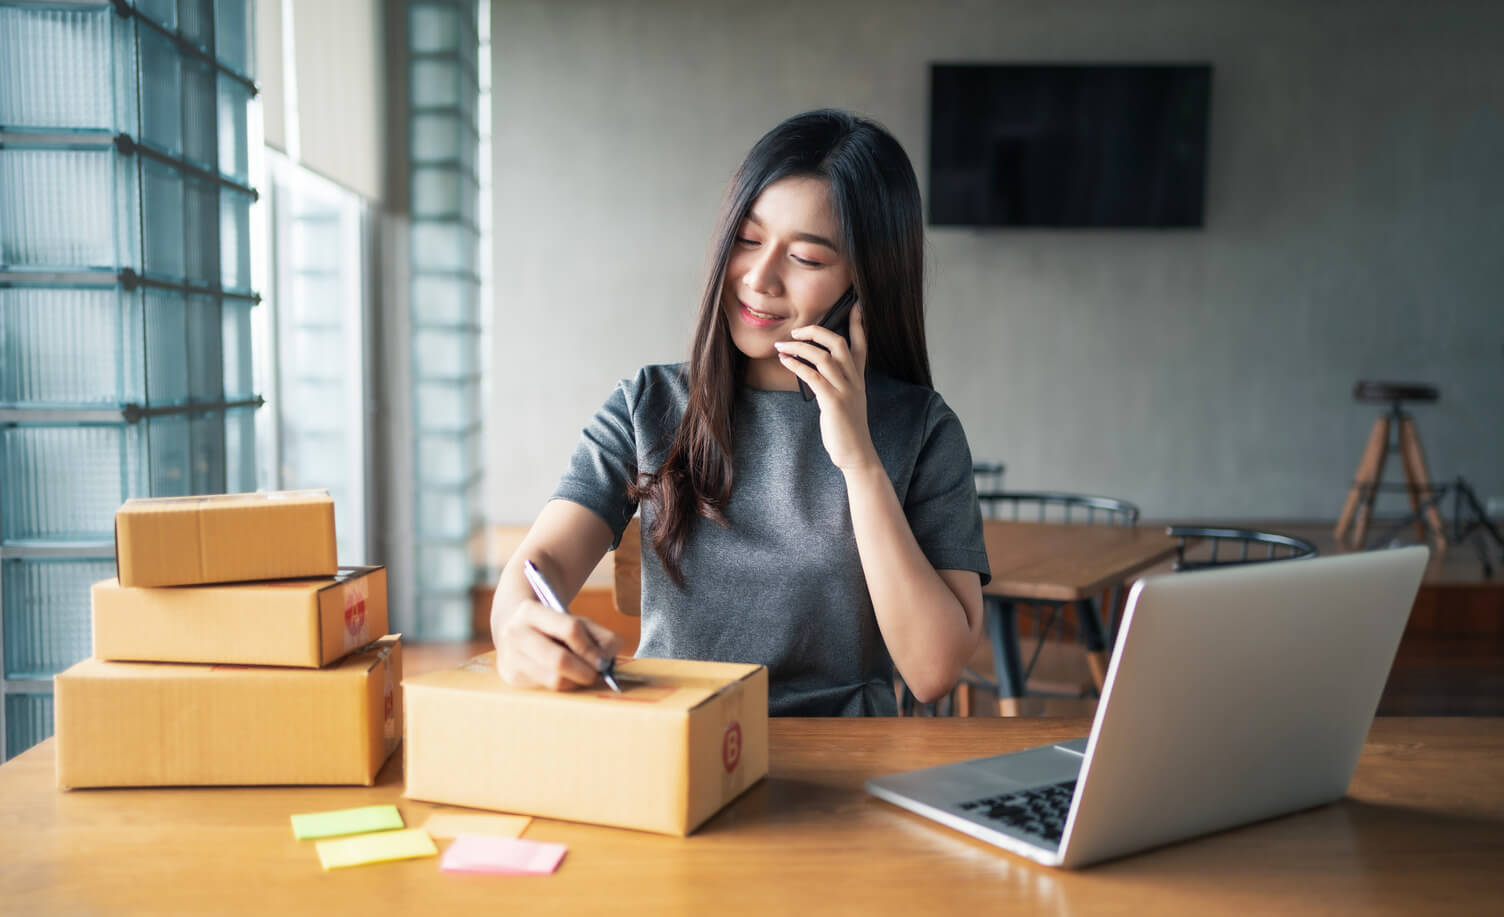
[260,152,374,565]
[0,0,261,759]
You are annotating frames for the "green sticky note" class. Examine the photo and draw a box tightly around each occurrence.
[291,804,405,840]
[316,828,438,870]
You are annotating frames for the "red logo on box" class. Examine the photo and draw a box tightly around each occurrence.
[722,721,742,773]
[345,593,366,637]
[383,683,397,742]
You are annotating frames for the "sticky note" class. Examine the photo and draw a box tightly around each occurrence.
[315,828,438,870]
[421,813,532,839]
[291,804,405,840]
[440,835,568,875]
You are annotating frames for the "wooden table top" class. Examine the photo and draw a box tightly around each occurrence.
[3,718,1501,915]
[983,521,1184,601]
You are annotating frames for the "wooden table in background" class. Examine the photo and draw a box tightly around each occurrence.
[979,522,1183,711]
[2,718,1501,915]
[982,521,1182,603]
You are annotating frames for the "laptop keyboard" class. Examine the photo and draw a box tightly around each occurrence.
[956,780,1077,846]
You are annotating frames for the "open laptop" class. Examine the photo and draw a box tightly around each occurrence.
[866,545,1430,868]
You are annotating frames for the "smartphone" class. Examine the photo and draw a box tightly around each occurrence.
[797,286,858,401]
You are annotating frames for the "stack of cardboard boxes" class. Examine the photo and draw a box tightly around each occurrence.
[48,488,772,836]
[53,491,402,788]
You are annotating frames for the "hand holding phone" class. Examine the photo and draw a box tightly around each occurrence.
[796,287,858,402]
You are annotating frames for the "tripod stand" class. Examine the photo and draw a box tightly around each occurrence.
[1372,476,1504,578]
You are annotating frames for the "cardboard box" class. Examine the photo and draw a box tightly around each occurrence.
[55,635,402,788]
[91,566,388,667]
[404,655,768,836]
[114,490,337,587]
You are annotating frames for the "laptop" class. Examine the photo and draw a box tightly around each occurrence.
[865,545,1430,868]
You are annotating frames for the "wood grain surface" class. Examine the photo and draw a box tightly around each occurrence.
[2,718,1501,915]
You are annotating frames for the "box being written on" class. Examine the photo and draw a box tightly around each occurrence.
[114,490,337,587]
[404,655,768,836]
[56,636,402,788]
[92,566,387,667]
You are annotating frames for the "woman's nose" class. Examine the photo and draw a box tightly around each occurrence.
[741,247,781,296]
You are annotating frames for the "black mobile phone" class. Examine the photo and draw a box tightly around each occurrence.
[797,287,858,401]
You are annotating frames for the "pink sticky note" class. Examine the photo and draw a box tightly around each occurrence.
[440,835,568,875]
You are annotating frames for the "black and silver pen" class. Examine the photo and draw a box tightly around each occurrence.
[522,559,622,693]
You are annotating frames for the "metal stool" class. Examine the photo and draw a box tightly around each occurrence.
[1334,381,1446,552]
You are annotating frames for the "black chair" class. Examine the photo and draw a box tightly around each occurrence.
[972,462,1007,514]
[977,490,1138,527]
[899,492,1140,717]
[1167,526,1318,572]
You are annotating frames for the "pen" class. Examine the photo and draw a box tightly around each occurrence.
[522,559,623,693]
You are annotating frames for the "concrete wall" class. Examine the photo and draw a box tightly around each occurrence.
[257,0,386,203]
[488,0,1504,525]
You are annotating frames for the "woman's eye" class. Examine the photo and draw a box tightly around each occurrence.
[736,236,759,247]
[792,254,822,267]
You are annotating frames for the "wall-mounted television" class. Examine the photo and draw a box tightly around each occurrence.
[928,63,1212,228]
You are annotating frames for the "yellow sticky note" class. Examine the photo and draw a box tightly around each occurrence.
[315,828,437,870]
[421,813,532,840]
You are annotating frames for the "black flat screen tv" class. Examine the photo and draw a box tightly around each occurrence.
[928,63,1212,228]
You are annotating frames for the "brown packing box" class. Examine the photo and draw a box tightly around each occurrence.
[114,490,338,587]
[91,566,388,667]
[404,655,768,836]
[55,635,402,788]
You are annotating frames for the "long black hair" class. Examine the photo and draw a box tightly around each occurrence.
[630,109,930,586]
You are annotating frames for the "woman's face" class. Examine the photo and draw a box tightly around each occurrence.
[721,176,854,389]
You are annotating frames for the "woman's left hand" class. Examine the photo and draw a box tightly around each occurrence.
[774,304,880,472]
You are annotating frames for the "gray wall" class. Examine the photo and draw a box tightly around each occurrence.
[488,0,1504,526]
[258,0,387,203]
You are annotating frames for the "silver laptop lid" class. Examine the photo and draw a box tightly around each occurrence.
[1058,545,1429,867]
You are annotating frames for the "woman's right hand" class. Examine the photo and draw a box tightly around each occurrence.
[494,597,622,691]
[490,500,622,690]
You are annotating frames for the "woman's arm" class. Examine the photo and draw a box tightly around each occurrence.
[490,499,622,689]
[775,306,985,703]
[841,464,984,702]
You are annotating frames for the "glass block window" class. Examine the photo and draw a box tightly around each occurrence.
[476,0,493,565]
[406,0,483,640]
[0,0,261,760]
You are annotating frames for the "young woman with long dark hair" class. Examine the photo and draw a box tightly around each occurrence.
[490,109,990,716]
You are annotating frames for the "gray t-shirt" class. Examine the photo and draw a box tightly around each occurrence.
[552,363,990,716]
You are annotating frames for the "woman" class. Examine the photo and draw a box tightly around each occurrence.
[491,109,990,715]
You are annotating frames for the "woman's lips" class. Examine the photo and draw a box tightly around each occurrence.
[738,300,784,328]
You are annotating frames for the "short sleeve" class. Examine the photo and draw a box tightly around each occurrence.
[551,376,642,549]
[904,398,992,586]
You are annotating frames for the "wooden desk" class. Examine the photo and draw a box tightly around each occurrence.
[981,523,1183,709]
[1,718,1500,915]
[982,522,1183,603]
